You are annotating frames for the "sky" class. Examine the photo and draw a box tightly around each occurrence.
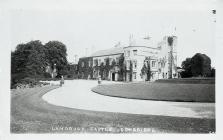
[8,0,216,67]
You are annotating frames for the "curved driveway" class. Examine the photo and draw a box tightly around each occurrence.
[42,80,215,119]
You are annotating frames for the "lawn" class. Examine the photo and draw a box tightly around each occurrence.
[92,81,215,102]
[11,85,215,133]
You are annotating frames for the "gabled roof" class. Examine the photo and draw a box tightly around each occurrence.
[90,47,124,57]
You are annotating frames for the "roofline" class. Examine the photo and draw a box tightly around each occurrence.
[124,46,159,50]
[79,56,92,59]
[90,53,123,58]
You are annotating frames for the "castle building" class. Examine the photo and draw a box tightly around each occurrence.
[77,36,178,82]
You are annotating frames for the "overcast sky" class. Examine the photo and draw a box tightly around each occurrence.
[9,0,216,67]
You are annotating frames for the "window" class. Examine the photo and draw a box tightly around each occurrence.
[116,57,119,64]
[125,50,130,57]
[133,73,137,79]
[126,60,130,70]
[125,51,130,57]
[105,58,109,65]
[89,60,91,67]
[133,60,137,70]
[133,50,137,56]
[98,59,101,65]
[81,62,84,67]
[109,58,113,65]
[93,59,98,66]
[158,62,161,68]
[152,61,156,67]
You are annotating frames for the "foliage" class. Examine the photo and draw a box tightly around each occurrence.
[11,40,47,88]
[191,53,211,77]
[118,54,126,81]
[44,41,68,76]
[78,57,93,79]
[141,57,151,81]
[78,54,126,81]
[99,62,105,79]
[66,64,77,78]
[103,58,110,79]
[129,61,133,81]
[181,53,212,78]
[211,68,215,77]
[167,36,174,46]
[181,58,193,78]
[11,40,70,88]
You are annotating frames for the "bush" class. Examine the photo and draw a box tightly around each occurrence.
[20,78,38,88]
[44,72,52,78]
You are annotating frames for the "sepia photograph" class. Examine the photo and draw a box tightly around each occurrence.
[1,0,222,139]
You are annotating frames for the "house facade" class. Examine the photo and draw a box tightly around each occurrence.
[77,36,178,82]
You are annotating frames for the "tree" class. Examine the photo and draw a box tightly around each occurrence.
[11,40,48,88]
[25,41,48,78]
[181,53,212,78]
[211,68,215,77]
[181,58,193,78]
[11,40,70,88]
[191,53,211,77]
[44,41,68,77]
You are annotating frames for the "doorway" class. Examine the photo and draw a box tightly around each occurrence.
[112,73,115,81]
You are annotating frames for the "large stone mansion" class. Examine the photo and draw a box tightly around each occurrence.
[77,36,178,82]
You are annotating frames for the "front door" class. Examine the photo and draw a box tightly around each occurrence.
[112,73,115,81]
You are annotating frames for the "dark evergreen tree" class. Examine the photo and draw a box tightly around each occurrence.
[191,53,211,77]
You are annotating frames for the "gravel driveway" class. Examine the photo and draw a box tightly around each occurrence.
[43,80,215,119]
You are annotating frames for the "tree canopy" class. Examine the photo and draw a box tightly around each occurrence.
[11,40,69,88]
[181,53,212,78]
[191,53,211,77]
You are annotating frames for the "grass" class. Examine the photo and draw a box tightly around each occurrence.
[92,82,215,102]
[11,85,215,133]
[156,78,215,84]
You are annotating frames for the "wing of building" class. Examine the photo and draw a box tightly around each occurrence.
[77,36,178,82]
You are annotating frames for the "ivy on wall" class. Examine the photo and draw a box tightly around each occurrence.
[77,57,93,79]
[141,57,151,81]
[78,54,127,80]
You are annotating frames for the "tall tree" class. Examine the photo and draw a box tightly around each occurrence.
[44,41,68,77]
[181,53,212,78]
[11,40,47,87]
[191,53,211,77]
[11,40,70,88]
